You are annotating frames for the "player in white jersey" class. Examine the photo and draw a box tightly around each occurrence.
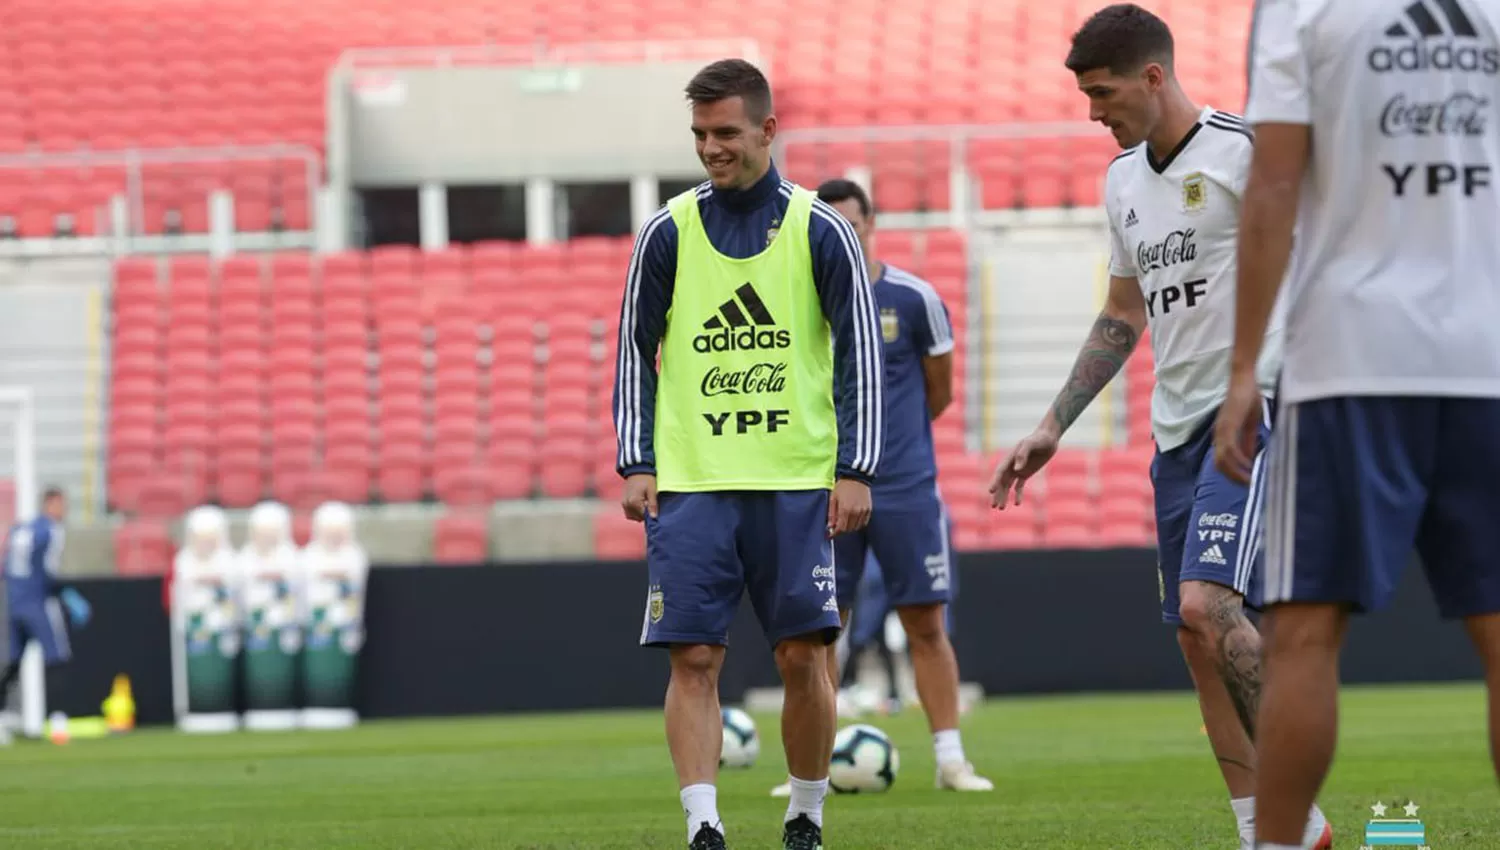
[1214,0,1500,847]
[990,6,1333,848]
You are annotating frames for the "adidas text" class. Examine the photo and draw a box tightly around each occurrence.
[1369,43,1500,75]
[692,327,792,354]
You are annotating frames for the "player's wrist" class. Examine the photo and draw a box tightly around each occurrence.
[1037,415,1064,441]
[836,468,873,486]
[1226,357,1259,383]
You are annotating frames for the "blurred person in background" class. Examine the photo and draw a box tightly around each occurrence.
[768,178,988,797]
[0,487,90,741]
[613,57,885,850]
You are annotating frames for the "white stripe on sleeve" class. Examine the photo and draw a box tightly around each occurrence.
[614,206,673,470]
[885,267,955,356]
[812,199,884,477]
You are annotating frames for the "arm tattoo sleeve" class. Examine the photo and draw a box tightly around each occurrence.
[1050,315,1140,434]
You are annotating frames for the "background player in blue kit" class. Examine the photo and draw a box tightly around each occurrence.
[1,487,91,737]
[770,178,991,794]
[1216,1,1500,847]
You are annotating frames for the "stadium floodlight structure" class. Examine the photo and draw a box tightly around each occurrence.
[0,386,44,738]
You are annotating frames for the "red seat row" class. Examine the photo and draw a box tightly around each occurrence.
[0,0,1254,227]
[106,233,979,516]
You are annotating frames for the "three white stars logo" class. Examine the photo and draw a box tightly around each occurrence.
[1371,800,1420,818]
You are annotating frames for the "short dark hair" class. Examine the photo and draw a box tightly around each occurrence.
[41,487,63,504]
[1064,4,1175,75]
[816,179,872,218]
[685,59,773,123]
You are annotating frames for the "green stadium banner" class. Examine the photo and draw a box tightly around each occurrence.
[299,544,368,730]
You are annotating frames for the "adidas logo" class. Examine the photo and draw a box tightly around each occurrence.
[1199,544,1227,566]
[1124,208,1139,228]
[693,282,792,353]
[1370,0,1500,75]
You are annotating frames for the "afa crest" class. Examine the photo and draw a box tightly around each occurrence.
[1182,172,1208,214]
[880,308,900,343]
[648,588,665,624]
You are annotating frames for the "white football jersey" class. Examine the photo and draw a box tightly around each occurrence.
[1246,0,1500,402]
[1105,106,1284,451]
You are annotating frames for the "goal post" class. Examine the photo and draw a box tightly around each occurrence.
[0,386,45,739]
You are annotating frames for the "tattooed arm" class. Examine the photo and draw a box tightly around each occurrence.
[1039,275,1147,439]
[991,275,1146,508]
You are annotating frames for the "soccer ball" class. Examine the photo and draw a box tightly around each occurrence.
[829,724,899,793]
[720,707,760,769]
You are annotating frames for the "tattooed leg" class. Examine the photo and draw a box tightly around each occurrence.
[1177,580,1260,799]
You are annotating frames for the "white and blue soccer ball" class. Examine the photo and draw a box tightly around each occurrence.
[720,707,760,769]
[829,723,899,793]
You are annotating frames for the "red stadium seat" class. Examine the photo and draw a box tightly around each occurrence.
[322,459,374,504]
[433,511,489,563]
[216,450,265,508]
[594,508,646,561]
[376,443,426,503]
[432,463,492,507]
[107,450,157,514]
[486,436,536,500]
[114,520,175,576]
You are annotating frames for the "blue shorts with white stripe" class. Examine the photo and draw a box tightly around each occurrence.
[1258,396,1500,619]
[1151,399,1272,625]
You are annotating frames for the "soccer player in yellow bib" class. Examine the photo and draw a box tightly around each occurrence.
[613,59,885,850]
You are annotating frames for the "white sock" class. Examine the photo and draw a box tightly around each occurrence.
[1304,804,1328,842]
[785,776,828,827]
[1232,796,1256,838]
[933,728,966,767]
[680,783,721,841]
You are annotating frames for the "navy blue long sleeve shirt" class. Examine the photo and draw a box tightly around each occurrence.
[3,517,65,610]
[614,163,885,484]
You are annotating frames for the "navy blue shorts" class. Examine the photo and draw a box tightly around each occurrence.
[7,599,71,665]
[1152,399,1272,625]
[639,490,842,648]
[846,540,959,651]
[833,494,953,612]
[1260,396,1500,619]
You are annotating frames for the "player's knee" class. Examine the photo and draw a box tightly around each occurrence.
[896,603,947,648]
[1262,605,1347,656]
[667,644,722,691]
[1177,581,1241,640]
[773,638,826,684]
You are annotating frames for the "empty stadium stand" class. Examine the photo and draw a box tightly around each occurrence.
[1,0,1254,232]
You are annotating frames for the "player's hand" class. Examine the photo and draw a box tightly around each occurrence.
[989,426,1060,509]
[1214,370,1261,486]
[60,587,92,628]
[828,478,872,536]
[621,474,658,522]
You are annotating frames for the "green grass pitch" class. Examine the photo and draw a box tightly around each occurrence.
[1,682,1495,848]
